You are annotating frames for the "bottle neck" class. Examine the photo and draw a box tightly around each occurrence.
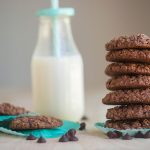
[36,16,78,57]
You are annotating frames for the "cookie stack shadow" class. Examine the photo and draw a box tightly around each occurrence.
[102,34,150,130]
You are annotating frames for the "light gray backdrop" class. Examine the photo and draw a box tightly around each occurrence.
[0,0,150,90]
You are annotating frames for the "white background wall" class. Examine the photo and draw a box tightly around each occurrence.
[0,0,150,90]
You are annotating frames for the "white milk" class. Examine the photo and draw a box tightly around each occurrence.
[32,55,84,121]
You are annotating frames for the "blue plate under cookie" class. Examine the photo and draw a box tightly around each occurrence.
[95,122,150,136]
[0,115,80,138]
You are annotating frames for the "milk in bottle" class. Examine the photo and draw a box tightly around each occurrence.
[31,0,84,121]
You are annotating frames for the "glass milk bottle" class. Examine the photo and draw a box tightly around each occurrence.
[31,0,84,121]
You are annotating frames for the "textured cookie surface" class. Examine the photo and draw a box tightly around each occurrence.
[106,75,150,90]
[106,105,150,121]
[105,63,150,76]
[102,88,150,105]
[105,34,150,50]
[106,49,150,63]
[106,119,150,130]
[10,116,63,130]
[0,103,29,115]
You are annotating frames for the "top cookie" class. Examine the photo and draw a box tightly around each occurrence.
[10,116,63,130]
[105,34,150,50]
[0,103,29,115]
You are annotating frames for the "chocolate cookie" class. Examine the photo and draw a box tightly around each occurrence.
[105,34,150,50]
[102,88,150,105]
[106,105,150,121]
[105,63,150,76]
[106,75,150,90]
[0,103,29,115]
[10,116,63,130]
[106,49,150,63]
[106,119,150,130]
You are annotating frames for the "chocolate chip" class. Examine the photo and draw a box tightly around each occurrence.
[106,131,118,139]
[134,131,144,138]
[67,129,76,137]
[114,131,122,138]
[79,122,86,130]
[37,136,46,143]
[69,136,78,141]
[81,116,88,121]
[144,131,150,139]
[122,134,132,140]
[59,135,69,142]
[26,134,36,140]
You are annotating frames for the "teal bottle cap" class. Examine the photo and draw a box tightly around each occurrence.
[37,0,75,16]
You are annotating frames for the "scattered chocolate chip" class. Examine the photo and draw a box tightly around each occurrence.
[81,116,88,121]
[37,136,46,143]
[67,129,76,137]
[114,131,122,138]
[134,131,144,138]
[106,131,118,139]
[59,129,79,143]
[122,134,132,140]
[69,136,78,141]
[59,135,69,142]
[144,131,150,139]
[79,122,86,130]
[26,134,36,140]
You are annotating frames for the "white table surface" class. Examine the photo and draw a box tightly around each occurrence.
[0,88,149,150]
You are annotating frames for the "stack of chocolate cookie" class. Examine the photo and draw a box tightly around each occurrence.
[102,34,150,130]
